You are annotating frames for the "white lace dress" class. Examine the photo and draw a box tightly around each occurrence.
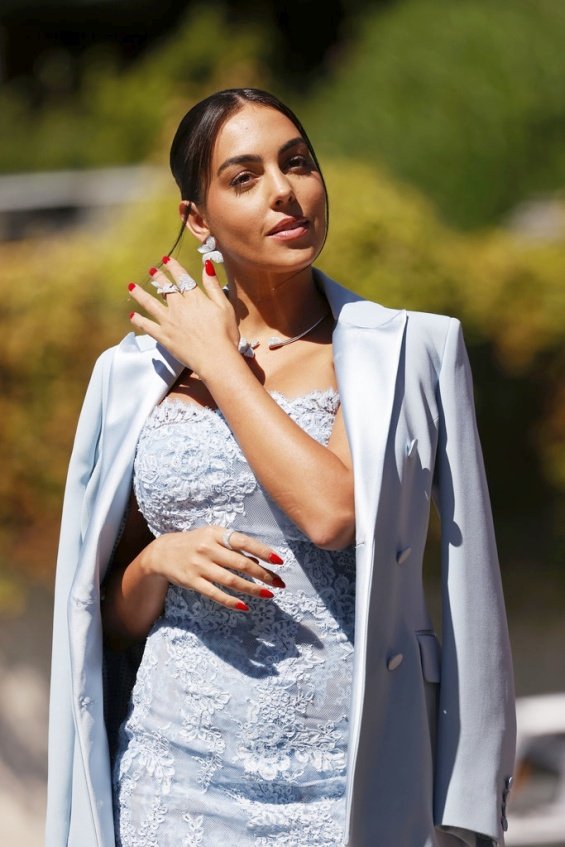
[112,388,356,847]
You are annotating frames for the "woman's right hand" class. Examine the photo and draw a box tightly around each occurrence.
[143,525,285,612]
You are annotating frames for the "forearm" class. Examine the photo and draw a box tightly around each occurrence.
[102,541,168,649]
[127,270,355,549]
[201,349,354,549]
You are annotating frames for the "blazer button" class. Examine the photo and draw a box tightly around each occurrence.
[79,695,93,709]
[396,546,412,565]
[387,653,404,671]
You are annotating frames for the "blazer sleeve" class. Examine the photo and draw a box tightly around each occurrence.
[431,318,516,845]
[46,348,113,846]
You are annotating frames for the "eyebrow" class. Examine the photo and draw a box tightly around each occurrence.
[217,136,305,175]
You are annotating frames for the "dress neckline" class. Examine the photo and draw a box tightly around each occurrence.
[158,386,339,416]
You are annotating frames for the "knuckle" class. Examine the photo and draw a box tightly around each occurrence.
[195,540,211,556]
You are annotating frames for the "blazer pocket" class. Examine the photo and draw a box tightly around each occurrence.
[416,631,441,684]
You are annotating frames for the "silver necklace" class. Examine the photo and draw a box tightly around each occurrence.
[237,311,330,358]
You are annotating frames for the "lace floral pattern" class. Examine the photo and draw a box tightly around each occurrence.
[113,389,355,846]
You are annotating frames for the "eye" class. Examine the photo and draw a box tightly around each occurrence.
[286,154,314,172]
[230,171,256,193]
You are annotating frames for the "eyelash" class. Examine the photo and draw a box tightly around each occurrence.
[230,155,315,193]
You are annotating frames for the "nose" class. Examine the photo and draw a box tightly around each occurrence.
[268,168,295,207]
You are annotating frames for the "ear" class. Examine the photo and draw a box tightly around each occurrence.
[179,200,210,243]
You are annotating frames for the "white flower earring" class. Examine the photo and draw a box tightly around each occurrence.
[197,235,224,264]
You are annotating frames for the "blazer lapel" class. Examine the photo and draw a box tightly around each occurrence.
[318,269,407,535]
[318,271,407,831]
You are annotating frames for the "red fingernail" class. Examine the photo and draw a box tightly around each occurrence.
[148,267,158,276]
[128,282,136,291]
[272,576,286,589]
[162,256,171,264]
[268,552,284,565]
[204,259,215,276]
[259,588,274,599]
[129,312,135,320]
[235,601,249,612]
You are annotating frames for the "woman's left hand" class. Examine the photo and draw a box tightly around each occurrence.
[128,257,240,376]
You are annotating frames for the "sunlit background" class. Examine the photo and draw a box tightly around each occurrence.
[0,1,564,843]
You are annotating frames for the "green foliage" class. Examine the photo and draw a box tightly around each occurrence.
[1,160,563,579]
[0,4,269,173]
[304,0,565,228]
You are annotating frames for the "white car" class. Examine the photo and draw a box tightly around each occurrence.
[506,692,565,846]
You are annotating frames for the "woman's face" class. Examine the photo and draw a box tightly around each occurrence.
[195,103,327,277]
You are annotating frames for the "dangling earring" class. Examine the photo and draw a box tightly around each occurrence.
[197,235,224,264]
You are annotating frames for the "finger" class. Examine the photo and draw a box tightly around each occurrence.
[192,577,250,612]
[203,562,278,599]
[129,309,164,340]
[214,549,286,589]
[200,259,227,305]
[128,282,169,317]
[220,529,285,566]
[147,267,182,299]
[161,257,203,297]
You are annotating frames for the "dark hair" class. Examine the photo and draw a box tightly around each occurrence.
[167,87,329,255]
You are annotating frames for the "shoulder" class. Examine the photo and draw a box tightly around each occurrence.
[405,309,460,351]
[92,332,159,366]
[87,332,166,385]
[325,270,463,378]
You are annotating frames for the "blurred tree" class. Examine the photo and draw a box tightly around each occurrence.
[304,0,565,228]
[0,0,390,93]
[0,3,270,171]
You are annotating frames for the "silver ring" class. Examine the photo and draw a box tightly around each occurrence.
[222,528,236,550]
[178,273,197,293]
[150,280,180,296]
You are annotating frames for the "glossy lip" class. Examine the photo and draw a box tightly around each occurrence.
[266,216,309,236]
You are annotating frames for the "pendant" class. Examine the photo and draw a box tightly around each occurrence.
[238,337,260,358]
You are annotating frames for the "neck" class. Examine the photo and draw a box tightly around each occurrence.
[225,265,329,340]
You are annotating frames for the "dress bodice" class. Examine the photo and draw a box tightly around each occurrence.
[114,388,356,847]
[133,388,341,542]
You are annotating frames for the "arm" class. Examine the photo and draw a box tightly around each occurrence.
[197,349,355,550]
[431,319,516,844]
[127,261,355,550]
[101,489,167,650]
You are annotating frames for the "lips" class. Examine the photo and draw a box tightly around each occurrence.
[267,216,309,236]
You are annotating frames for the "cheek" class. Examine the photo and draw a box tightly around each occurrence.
[309,181,327,218]
[211,199,265,248]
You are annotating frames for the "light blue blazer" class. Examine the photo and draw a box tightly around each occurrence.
[46,271,516,846]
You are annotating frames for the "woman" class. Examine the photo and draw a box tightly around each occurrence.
[46,89,515,847]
